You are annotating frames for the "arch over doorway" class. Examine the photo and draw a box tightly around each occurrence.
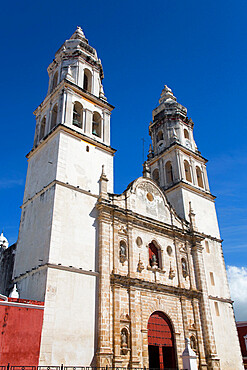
[148,311,177,369]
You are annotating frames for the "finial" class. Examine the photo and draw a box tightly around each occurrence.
[159,84,177,104]
[99,165,108,198]
[142,161,151,178]
[147,144,154,160]
[9,284,19,299]
[189,202,197,231]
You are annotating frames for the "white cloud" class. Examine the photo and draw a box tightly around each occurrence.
[227,265,247,321]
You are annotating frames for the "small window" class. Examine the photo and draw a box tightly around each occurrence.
[50,104,58,130]
[167,246,172,256]
[86,145,89,152]
[196,166,203,188]
[152,169,160,186]
[181,258,188,278]
[184,128,189,139]
[92,112,101,137]
[149,242,160,268]
[39,117,46,140]
[157,131,163,142]
[52,71,58,91]
[210,272,215,286]
[205,240,210,253]
[83,69,92,93]
[73,102,83,128]
[214,301,220,316]
[184,160,192,182]
[165,161,173,184]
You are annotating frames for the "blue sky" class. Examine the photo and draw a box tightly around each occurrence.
[1,1,246,316]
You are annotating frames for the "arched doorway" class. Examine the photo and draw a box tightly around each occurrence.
[148,311,177,369]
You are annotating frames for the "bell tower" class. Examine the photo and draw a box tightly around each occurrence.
[13,27,115,365]
[148,85,219,238]
[147,86,243,369]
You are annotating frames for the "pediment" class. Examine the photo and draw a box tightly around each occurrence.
[126,177,171,223]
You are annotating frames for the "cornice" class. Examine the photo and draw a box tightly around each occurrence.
[21,179,99,209]
[164,180,216,201]
[96,199,204,244]
[27,124,116,159]
[14,263,98,282]
[148,142,208,165]
[34,79,114,115]
[111,273,202,300]
[208,295,233,305]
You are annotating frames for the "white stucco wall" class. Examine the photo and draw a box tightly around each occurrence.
[39,267,97,365]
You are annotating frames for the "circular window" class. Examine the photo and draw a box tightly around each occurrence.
[167,245,172,256]
[147,192,154,202]
[136,236,143,247]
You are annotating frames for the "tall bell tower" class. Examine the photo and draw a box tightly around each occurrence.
[147,85,242,369]
[13,27,115,365]
[148,85,219,238]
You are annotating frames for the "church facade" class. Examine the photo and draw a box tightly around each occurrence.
[4,28,243,369]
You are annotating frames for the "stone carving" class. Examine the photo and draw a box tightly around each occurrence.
[119,224,127,235]
[137,182,160,197]
[169,262,175,280]
[137,254,144,273]
[151,254,158,268]
[121,328,129,355]
[119,241,127,263]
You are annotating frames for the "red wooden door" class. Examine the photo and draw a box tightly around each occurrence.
[148,311,176,369]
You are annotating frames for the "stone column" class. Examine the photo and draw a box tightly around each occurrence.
[96,210,113,367]
[64,88,73,126]
[84,109,93,136]
[129,287,140,367]
[113,283,122,367]
[191,297,207,369]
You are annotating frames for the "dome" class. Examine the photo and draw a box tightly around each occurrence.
[0,232,9,249]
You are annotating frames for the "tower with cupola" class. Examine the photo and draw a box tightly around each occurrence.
[13,27,115,365]
[148,85,218,238]
[147,85,242,369]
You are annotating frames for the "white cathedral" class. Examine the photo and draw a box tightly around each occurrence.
[1,27,244,369]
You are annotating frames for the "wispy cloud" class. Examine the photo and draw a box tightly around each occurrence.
[0,178,24,189]
[227,265,247,321]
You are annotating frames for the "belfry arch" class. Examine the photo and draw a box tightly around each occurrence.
[148,311,177,369]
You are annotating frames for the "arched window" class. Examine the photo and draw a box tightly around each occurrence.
[165,161,173,184]
[196,166,203,188]
[52,71,58,91]
[184,160,192,182]
[50,104,58,130]
[184,128,189,139]
[92,112,101,137]
[149,242,160,268]
[39,117,46,140]
[83,69,92,93]
[73,102,83,128]
[152,169,160,186]
[157,131,163,142]
[181,258,188,278]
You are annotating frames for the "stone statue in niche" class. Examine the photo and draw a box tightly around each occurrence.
[121,329,128,355]
[120,241,127,263]
[151,254,158,267]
